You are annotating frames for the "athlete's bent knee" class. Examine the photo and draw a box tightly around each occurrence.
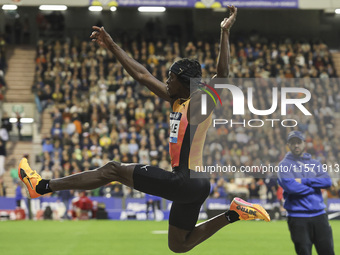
[100,161,122,181]
[168,242,191,253]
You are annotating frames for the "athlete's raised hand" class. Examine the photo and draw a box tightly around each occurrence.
[90,26,113,48]
[220,5,237,31]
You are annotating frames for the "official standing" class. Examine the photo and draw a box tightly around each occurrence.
[278,131,334,255]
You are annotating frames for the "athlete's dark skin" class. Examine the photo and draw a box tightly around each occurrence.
[47,6,237,253]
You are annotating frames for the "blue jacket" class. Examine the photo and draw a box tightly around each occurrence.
[278,152,332,217]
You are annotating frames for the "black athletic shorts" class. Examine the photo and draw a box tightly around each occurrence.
[133,164,210,231]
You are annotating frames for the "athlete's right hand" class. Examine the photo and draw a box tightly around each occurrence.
[90,26,113,49]
[220,5,237,31]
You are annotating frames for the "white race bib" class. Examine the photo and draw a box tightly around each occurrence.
[169,112,182,143]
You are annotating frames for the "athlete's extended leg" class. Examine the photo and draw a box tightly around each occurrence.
[18,158,136,198]
[167,198,271,253]
[49,161,135,191]
[168,206,231,253]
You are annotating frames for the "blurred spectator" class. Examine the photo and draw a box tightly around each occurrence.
[1,112,12,134]
[264,176,277,203]
[0,124,9,146]
[71,191,94,220]
[248,179,260,199]
[145,194,161,220]
[51,122,62,139]
[0,139,6,177]
[41,166,53,180]
[0,177,5,196]
[16,112,22,140]
[42,137,54,154]
[15,181,23,208]
[212,178,227,198]
[57,190,73,219]
[111,183,124,197]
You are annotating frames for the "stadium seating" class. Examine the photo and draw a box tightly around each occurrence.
[1,34,339,200]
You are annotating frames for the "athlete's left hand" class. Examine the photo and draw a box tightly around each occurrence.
[221,5,237,31]
[90,26,113,49]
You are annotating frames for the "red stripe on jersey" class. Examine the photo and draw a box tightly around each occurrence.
[169,99,212,169]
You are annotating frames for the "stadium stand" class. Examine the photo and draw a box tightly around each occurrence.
[1,33,339,201]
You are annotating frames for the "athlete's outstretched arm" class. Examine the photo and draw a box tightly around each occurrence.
[189,6,237,124]
[216,5,237,79]
[90,26,171,102]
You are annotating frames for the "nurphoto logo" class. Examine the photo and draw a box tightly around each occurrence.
[196,78,312,128]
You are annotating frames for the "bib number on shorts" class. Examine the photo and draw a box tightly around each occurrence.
[169,112,182,143]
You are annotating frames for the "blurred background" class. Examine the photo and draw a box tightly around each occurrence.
[0,0,339,223]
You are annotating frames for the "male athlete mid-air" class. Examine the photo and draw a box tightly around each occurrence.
[18,6,270,253]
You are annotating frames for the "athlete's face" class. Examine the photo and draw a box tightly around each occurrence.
[166,71,184,99]
[288,138,305,157]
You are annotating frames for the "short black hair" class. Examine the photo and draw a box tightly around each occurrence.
[169,58,202,89]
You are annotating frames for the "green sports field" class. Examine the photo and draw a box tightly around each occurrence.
[0,220,339,255]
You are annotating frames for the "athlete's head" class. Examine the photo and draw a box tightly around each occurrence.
[287,131,305,157]
[167,58,202,99]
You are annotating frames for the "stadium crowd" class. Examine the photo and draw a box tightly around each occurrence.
[3,34,340,201]
[0,35,7,196]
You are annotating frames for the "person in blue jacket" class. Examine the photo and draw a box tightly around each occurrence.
[278,131,334,255]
